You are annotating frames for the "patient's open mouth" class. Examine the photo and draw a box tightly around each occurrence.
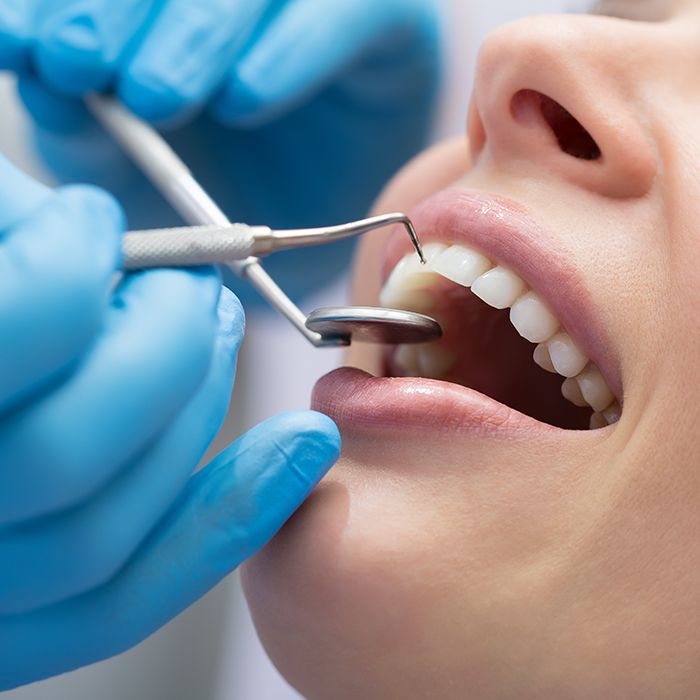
[375,190,621,431]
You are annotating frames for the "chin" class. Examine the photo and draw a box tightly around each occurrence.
[241,449,484,700]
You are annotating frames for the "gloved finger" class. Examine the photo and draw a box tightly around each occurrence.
[32,0,160,95]
[16,76,154,200]
[211,0,408,127]
[0,0,37,71]
[17,74,94,135]
[119,0,272,124]
[0,411,340,690]
[0,289,243,614]
[0,266,223,527]
[0,182,123,414]
[0,152,53,228]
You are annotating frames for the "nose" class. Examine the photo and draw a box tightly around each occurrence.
[469,16,657,199]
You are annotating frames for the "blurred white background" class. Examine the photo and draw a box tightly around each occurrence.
[1,1,574,698]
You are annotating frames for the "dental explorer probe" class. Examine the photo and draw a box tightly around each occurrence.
[121,213,426,270]
[86,95,441,347]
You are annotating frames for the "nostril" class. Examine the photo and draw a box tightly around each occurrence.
[511,90,602,161]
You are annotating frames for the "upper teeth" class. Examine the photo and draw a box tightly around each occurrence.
[471,266,526,310]
[379,243,445,312]
[381,242,620,427]
[431,244,492,287]
[545,332,589,378]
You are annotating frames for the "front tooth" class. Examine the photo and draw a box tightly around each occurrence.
[422,243,448,264]
[389,252,422,282]
[379,287,434,313]
[603,403,622,425]
[589,413,608,430]
[380,254,435,311]
[533,344,557,373]
[471,266,526,310]
[394,345,421,375]
[547,332,588,378]
[509,292,560,343]
[385,251,441,294]
[417,345,456,379]
[576,367,615,412]
[432,244,492,287]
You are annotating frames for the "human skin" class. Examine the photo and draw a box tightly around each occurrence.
[243,1,700,697]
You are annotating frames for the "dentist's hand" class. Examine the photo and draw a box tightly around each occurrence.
[0,156,341,690]
[0,0,441,299]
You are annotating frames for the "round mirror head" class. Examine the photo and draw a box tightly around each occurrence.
[306,306,443,345]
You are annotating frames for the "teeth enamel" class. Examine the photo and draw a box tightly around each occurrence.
[383,243,620,430]
[576,367,615,413]
[386,254,427,288]
[417,345,456,379]
[589,412,608,430]
[432,244,492,287]
[394,344,421,375]
[603,402,622,425]
[509,292,560,344]
[546,332,589,378]
[590,402,622,429]
[561,377,588,407]
[385,254,438,293]
[380,245,449,312]
[533,344,557,373]
[471,266,526,310]
[379,287,435,313]
[422,242,449,263]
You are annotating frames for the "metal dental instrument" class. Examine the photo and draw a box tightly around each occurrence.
[87,95,441,347]
[306,307,442,345]
[121,214,426,270]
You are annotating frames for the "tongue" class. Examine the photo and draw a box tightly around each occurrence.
[394,280,590,430]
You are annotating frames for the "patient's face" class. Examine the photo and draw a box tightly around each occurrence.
[244,2,700,697]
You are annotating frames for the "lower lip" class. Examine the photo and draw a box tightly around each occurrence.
[312,367,563,437]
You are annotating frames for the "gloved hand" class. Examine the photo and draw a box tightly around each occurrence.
[0,0,441,300]
[0,155,341,690]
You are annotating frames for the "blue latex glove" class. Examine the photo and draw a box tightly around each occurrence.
[0,155,341,690]
[0,0,441,301]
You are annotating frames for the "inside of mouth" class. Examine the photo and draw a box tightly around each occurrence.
[384,279,593,430]
[512,90,602,161]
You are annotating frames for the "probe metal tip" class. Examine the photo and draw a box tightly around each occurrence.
[402,218,426,264]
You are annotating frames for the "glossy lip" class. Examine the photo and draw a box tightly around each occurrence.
[312,367,576,437]
[384,188,622,399]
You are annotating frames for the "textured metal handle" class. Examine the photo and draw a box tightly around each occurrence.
[122,225,256,270]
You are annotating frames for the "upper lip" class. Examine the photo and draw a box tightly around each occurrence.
[383,187,622,399]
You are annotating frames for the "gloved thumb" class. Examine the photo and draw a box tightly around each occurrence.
[194,410,342,559]
[121,408,342,623]
[0,411,341,689]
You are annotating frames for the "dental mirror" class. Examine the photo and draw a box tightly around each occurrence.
[306,307,443,346]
